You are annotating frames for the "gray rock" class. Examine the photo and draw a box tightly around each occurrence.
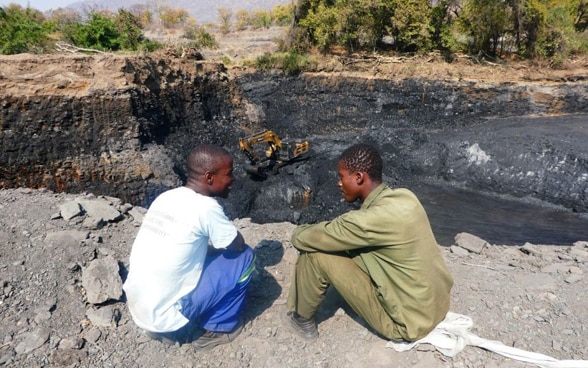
[86,306,120,328]
[119,203,133,214]
[540,263,572,274]
[0,351,14,365]
[59,201,82,220]
[81,216,105,230]
[83,328,102,343]
[34,310,52,324]
[77,199,123,222]
[564,274,583,284]
[568,247,588,262]
[44,230,89,247]
[450,245,470,256]
[14,328,51,355]
[51,348,87,366]
[454,232,488,254]
[128,207,145,224]
[58,336,85,350]
[81,256,123,304]
[520,242,543,257]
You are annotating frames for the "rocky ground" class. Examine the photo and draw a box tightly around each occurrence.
[0,187,587,368]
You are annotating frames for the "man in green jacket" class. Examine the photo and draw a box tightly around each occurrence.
[285,143,453,342]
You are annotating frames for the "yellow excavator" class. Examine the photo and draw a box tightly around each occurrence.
[238,129,310,178]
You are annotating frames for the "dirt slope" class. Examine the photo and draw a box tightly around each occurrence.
[1,27,587,99]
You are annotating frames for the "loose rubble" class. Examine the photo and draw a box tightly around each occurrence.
[0,187,586,367]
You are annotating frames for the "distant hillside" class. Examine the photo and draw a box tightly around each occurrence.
[67,0,292,23]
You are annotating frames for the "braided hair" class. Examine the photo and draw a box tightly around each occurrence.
[338,143,383,182]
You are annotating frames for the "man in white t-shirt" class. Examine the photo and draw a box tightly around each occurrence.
[123,144,255,350]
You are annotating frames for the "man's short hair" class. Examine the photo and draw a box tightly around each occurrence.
[187,144,231,175]
[339,143,383,182]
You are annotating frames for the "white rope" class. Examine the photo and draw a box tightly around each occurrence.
[386,312,588,368]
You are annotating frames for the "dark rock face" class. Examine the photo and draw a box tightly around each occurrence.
[1,55,587,225]
[234,73,588,220]
[0,57,240,205]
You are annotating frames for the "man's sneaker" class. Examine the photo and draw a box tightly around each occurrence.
[143,330,179,346]
[193,324,244,350]
[284,311,318,340]
[143,322,204,346]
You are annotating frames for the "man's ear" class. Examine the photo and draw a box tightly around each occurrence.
[204,171,214,185]
[355,171,365,185]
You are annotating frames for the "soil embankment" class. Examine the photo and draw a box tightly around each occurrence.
[1,52,587,219]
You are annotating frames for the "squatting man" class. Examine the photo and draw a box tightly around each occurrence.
[123,142,453,349]
[123,144,255,349]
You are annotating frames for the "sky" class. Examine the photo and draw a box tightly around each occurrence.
[0,0,78,11]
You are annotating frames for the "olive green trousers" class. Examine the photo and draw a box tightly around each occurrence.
[286,251,403,340]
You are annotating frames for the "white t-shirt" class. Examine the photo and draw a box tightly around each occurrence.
[123,187,238,332]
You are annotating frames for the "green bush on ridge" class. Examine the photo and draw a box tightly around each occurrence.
[0,1,586,67]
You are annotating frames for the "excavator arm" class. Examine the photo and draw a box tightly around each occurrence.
[238,129,310,178]
[239,130,283,163]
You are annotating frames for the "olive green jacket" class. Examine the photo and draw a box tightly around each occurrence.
[291,183,453,341]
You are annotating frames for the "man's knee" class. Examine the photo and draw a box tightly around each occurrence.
[305,251,356,275]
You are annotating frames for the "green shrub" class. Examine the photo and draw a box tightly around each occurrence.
[184,25,218,48]
[62,12,121,51]
[60,9,158,52]
[256,52,277,70]
[0,5,53,54]
[255,51,310,75]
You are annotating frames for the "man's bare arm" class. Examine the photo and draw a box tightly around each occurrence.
[225,231,246,252]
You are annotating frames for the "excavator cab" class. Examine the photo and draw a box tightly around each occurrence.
[238,129,310,178]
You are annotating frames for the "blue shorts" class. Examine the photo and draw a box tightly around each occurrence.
[180,247,255,332]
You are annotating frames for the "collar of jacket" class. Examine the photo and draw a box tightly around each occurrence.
[361,183,388,209]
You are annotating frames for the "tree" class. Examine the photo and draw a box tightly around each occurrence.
[272,3,295,26]
[390,0,433,51]
[429,0,458,52]
[128,4,153,28]
[0,4,52,54]
[534,0,586,61]
[575,0,587,31]
[457,0,512,56]
[184,21,218,48]
[159,6,189,28]
[235,9,250,30]
[63,11,121,51]
[47,7,82,30]
[115,9,144,50]
[297,1,338,51]
[217,7,232,34]
[250,9,272,29]
[60,9,159,52]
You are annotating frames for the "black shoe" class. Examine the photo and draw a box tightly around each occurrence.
[143,322,204,346]
[284,311,318,340]
[143,330,179,346]
[193,324,244,350]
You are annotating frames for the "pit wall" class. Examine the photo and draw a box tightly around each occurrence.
[0,55,241,205]
[237,72,588,135]
[0,55,586,208]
